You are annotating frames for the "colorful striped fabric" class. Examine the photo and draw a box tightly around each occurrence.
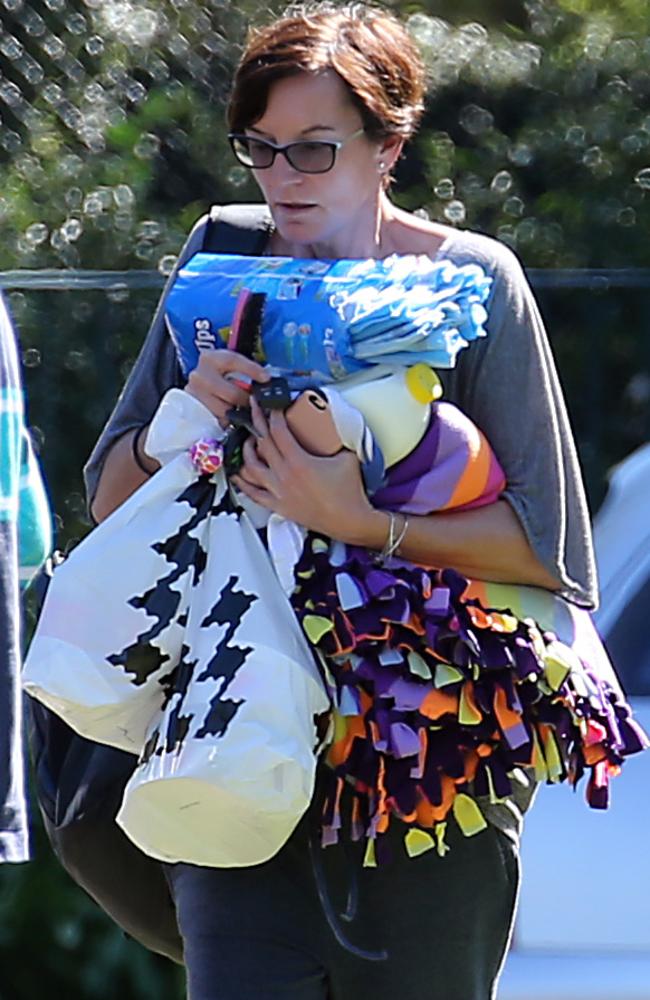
[371,399,506,514]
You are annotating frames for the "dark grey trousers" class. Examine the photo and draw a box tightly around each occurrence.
[165,805,519,1000]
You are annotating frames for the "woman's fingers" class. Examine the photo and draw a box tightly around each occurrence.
[233,437,279,507]
[186,368,244,409]
[231,475,274,510]
[231,404,373,539]
[249,395,270,437]
[268,408,306,459]
[204,349,269,383]
[185,350,269,424]
[239,436,272,489]
[250,397,286,468]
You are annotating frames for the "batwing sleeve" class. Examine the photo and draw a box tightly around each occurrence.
[441,232,597,608]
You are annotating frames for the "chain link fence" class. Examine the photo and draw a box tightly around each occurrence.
[1,268,649,553]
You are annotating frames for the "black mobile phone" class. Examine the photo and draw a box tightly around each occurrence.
[252,376,292,412]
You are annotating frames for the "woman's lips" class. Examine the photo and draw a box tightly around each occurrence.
[276,202,317,214]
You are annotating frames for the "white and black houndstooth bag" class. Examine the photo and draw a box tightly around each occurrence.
[24,389,330,867]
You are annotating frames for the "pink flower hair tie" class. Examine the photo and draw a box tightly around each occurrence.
[189,438,224,476]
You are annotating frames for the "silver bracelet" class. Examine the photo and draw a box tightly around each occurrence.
[375,511,396,564]
[392,513,409,557]
[375,511,409,564]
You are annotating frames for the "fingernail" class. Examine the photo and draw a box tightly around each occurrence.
[231,378,252,392]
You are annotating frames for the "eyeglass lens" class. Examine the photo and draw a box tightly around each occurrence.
[231,136,336,174]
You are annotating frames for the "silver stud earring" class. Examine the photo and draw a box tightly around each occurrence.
[379,160,386,171]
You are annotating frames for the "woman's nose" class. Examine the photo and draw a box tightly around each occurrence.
[270,151,305,186]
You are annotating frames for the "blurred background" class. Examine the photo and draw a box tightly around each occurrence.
[1,0,649,997]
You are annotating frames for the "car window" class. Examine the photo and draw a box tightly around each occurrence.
[604,574,650,696]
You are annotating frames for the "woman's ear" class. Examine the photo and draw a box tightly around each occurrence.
[376,135,404,175]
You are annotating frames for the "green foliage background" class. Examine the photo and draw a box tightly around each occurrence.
[0,0,649,997]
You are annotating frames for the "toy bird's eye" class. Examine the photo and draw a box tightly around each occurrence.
[307,391,328,411]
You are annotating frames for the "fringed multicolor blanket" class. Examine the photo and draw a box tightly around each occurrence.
[286,395,648,864]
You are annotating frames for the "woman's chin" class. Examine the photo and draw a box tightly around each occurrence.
[271,209,327,243]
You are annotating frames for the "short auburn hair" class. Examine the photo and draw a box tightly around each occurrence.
[227,2,426,141]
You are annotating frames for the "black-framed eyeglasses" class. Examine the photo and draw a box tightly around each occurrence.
[227,128,366,175]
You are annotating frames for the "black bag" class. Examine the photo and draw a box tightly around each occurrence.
[27,204,273,964]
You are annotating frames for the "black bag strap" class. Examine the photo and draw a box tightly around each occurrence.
[202,203,274,255]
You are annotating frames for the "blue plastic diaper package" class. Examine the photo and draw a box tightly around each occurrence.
[164,252,492,380]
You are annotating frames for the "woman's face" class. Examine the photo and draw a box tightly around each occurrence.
[246,70,389,251]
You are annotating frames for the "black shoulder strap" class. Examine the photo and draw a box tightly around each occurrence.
[203,203,274,255]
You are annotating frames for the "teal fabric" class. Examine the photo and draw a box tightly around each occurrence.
[16,429,52,587]
[0,341,51,587]
[0,388,22,523]
[0,393,51,587]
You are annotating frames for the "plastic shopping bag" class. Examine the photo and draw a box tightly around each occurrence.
[22,391,223,752]
[117,488,330,867]
[24,389,330,866]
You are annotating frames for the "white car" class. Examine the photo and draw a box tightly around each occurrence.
[500,444,650,1000]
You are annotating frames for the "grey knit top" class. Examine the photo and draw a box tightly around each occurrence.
[84,206,599,845]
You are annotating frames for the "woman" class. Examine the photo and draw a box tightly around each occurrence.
[86,5,601,998]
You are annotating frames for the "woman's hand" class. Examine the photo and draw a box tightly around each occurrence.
[231,396,387,543]
[185,349,270,428]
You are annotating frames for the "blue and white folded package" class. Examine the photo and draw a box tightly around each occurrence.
[164,253,492,380]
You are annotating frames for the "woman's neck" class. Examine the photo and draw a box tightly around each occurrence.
[268,192,395,260]
[266,195,451,261]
